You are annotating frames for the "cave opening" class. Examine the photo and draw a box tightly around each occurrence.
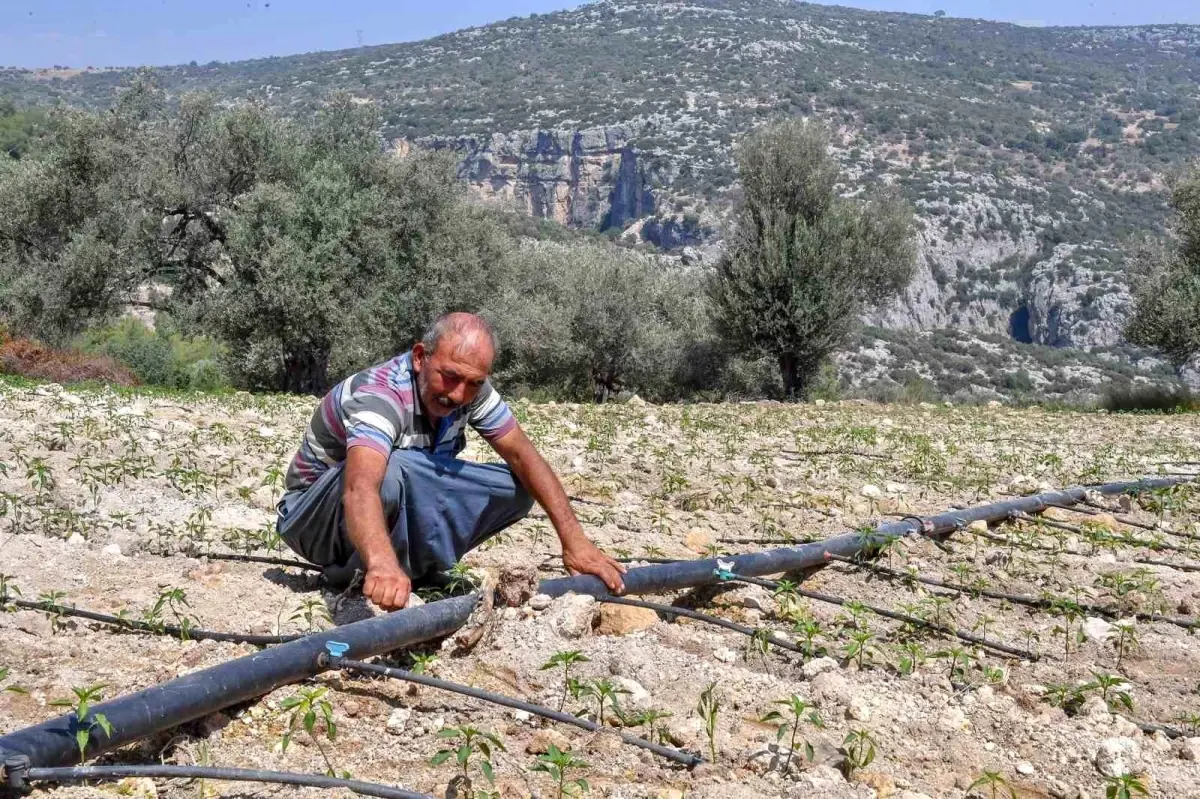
[1009,305,1032,344]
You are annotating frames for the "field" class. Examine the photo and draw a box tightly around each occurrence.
[2,379,1200,798]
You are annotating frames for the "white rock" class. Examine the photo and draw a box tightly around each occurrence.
[529,594,552,611]
[1110,715,1141,739]
[1079,696,1111,720]
[1176,737,1200,761]
[101,543,123,557]
[860,484,882,499]
[794,764,845,793]
[814,399,826,407]
[846,697,872,722]
[66,533,86,546]
[545,594,597,639]
[1016,762,1035,776]
[1094,737,1141,777]
[613,677,651,710]
[938,707,968,731]
[714,647,737,663]
[385,708,411,735]
[1083,616,1115,642]
[511,710,532,723]
[885,481,908,495]
[801,657,839,679]
[810,671,851,706]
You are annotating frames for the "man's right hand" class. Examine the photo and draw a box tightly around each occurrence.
[362,564,412,611]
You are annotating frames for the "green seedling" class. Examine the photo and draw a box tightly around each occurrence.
[430,725,504,799]
[1104,773,1150,799]
[579,678,630,726]
[696,682,721,762]
[841,729,877,778]
[531,744,589,798]
[791,616,824,658]
[1043,682,1085,714]
[759,695,824,773]
[279,686,344,777]
[967,770,1018,799]
[747,627,773,670]
[540,650,590,713]
[843,629,879,670]
[897,641,927,676]
[1113,620,1139,671]
[0,666,28,694]
[409,652,439,675]
[1085,671,1135,713]
[933,645,974,683]
[146,587,199,640]
[1049,598,1085,660]
[38,590,68,634]
[626,707,673,745]
[0,573,20,610]
[50,684,112,758]
[289,597,333,633]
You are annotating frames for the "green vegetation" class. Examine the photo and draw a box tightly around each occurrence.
[710,120,917,398]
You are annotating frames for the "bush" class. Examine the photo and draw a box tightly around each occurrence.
[1101,384,1198,414]
[76,317,229,391]
[0,334,137,386]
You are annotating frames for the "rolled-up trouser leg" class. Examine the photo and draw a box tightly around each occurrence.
[276,449,534,585]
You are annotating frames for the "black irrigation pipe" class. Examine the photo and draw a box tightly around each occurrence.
[323,656,702,768]
[8,598,302,646]
[595,595,806,655]
[728,575,1039,661]
[0,594,481,770]
[2,763,429,799]
[196,552,322,571]
[1013,512,1196,555]
[826,555,1200,631]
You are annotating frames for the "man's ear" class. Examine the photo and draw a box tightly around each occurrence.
[412,342,425,371]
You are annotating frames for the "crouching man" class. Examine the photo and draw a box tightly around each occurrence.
[276,312,625,610]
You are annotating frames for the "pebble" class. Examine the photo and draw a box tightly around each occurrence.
[1176,737,1200,761]
[1094,737,1141,777]
[1016,761,1035,775]
[529,594,552,611]
[714,647,737,663]
[545,594,597,639]
[102,543,123,556]
[846,697,872,722]
[801,656,838,679]
[385,708,411,735]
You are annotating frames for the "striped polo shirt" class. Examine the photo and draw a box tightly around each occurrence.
[284,351,517,492]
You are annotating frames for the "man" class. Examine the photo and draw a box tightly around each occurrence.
[276,311,626,610]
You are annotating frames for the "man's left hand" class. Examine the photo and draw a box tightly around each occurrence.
[563,540,627,594]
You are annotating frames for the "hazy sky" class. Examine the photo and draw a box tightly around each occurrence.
[3,0,1199,70]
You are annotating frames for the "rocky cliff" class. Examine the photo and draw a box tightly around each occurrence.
[419,127,656,231]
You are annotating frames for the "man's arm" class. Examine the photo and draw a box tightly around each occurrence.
[342,446,411,610]
[488,424,626,594]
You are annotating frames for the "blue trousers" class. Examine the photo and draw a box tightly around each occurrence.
[276,449,534,586]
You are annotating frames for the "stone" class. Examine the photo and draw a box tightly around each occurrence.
[66,533,86,546]
[846,697,872,722]
[801,656,839,679]
[385,708,411,735]
[938,707,969,731]
[496,564,538,607]
[115,778,158,798]
[545,594,597,639]
[967,519,989,533]
[1089,513,1120,531]
[810,671,851,706]
[597,603,658,635]
[529,593,552,611]
[855,772,896,798]
[1175,737,1200,761]
[714,647,737,663]
[525,728,572,755]
[795,764,846,793]
[1083,616,1115,642]
[741,588,771,611]
[684,528,713,553]
[1110,714,1140,739]
[1079,696,1111,720]
[613,677,652,710]
[1007,475,1039,495]
[897,793,934,799]
[102,543,123,557]
[1016,761,1035,775]
[250,484,276,511]
[1094,737,1141,777]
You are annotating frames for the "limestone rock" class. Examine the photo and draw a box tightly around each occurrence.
[810,670,851,706]
[529,593,552,611]
[855,772,896,798]
[545,594,597,639]
[386,708,411,735]
[1175,737,1200,761]
[801,656,839,679]
[526,728,572,755]
[1083,616,1115,643]
[1095,737,1141,777]
[684,528,713,553]
[597,603,658,635]
[846,697,872,722]
[795,764,846,793]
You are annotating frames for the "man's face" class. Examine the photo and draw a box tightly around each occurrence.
[412,335,493,419]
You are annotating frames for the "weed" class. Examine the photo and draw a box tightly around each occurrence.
[759,695,824,773]
[531,744,589,798]
[430,726,504,799]
[540,650,590,713]
[49,684,112,758]
[696,682,721,762]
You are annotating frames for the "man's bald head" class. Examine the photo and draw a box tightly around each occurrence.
[421,312,499,366]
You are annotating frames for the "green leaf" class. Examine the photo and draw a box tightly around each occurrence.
[75,728,89,757]
[93,713,112,737]
[429,750,453,766]
[480,759,494,783]
[437,728,461,738]
[303,708,316,734]
[457,744,470,766]
[281,732,292,752]
[279,695,304,709]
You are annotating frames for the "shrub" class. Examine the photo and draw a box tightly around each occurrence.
[76,318,229,391]
[1101,385,1198,414]
[0,335,137,386]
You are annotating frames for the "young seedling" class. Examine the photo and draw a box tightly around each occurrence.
[279,686,344,777]
[933,645,974,683]
[1049,598,1085,660]
[38,589,68,634]
[627,708,673,745]
[430,725,504,799]
[896,641,927,676]
[146,587,199,640]
[759,695,824,773]
[530,744,589,799]
[0,573,20,610]
[967,770,1018,799]
[49,684,112,758]
[409,652,439,675]
[1086,671,1135,713]
[1043,683,1085,714]
[841,729,877,779]
[540,650,590,713]
[696,682,721,762]
[0,666,28,695]
[1112,620,1139,671]
[289,597,333,633]
[1104,773,1149,799]
[579,678,630,726]
[791,616,824,658]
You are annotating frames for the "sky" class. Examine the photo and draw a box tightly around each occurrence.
[2,0,1199,70]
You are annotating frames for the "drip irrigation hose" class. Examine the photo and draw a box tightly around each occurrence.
[728,575,1038,661]
[968,528,1200,572]
[1046,502,1200,539]
[8,598,303,645]
[596,595,806,655]
[196,552,322,571]
[322,655,702,768]
[0,762,430,799]
[1014,512,1194,555]
[827,554,1200,630]
[0,594,481,770]
[1122,717,1187,740]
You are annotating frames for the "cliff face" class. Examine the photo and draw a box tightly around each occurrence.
[420,127,655,230]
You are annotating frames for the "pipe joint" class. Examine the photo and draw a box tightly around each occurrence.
[1,753,31,798]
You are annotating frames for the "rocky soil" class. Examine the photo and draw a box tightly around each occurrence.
[2,381,1200,798]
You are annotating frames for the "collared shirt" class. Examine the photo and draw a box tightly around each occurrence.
[284,351,517,492]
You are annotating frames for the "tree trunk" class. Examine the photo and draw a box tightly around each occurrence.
[281,346,331,395]
[779,352,798,400]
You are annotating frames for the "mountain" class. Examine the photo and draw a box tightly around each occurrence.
[4,0,1200,358]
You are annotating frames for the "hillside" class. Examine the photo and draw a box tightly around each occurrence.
[3,0,1200,355]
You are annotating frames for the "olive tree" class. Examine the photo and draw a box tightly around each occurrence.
[1125,163,1200,371]
[709,119,917,398]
